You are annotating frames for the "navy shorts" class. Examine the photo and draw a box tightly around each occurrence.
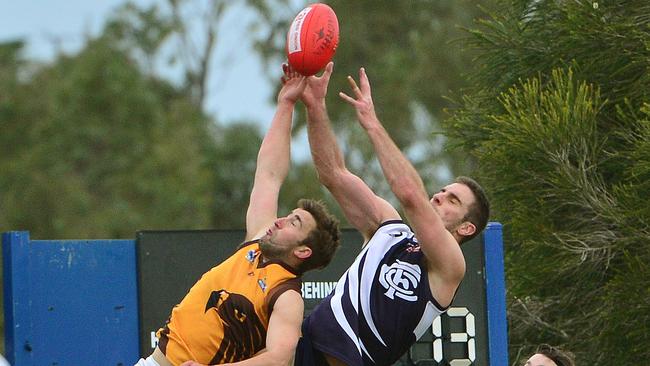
[294,323,329,366]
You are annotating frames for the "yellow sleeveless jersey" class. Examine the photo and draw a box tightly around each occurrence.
[157,240,301,365]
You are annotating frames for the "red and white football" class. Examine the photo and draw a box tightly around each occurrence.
[286,3,339,76]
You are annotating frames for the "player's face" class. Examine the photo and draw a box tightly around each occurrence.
[524,353,558,366]
[259,208,317,259]
[430,183,476,232]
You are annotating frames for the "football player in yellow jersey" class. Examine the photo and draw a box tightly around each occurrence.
[134,64,340,366]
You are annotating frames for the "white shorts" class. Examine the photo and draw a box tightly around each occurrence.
[133,355,161,366]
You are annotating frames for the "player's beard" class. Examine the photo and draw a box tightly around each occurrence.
[442,213,466,234]
[259,237,292,261]
[433,206,465,234]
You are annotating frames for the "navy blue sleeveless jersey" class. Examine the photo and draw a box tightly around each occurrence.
[303,220,448,366]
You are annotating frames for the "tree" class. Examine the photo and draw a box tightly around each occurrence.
[445,0,650,363]
[0,36,216,238]
[208,122,260,229]
[104,0,295,109]
[0,0,303,238]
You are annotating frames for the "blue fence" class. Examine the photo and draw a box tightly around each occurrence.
[2,232,139,365]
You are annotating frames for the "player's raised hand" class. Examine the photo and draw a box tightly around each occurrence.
[301,62,334,109]
[339,67,380,130]
[278,63,307,104]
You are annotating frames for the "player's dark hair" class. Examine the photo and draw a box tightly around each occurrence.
[536,344,576,366]
[455,176,490,244]
[295,199,341,273]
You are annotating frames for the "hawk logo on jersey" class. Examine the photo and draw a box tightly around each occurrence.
[204,290,266,363]
[379,260,421,301]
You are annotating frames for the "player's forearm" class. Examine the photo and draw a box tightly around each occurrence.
[306,103,347,186]
[180,352,290,366]
[255,101,295,183]
[365,121,429,207]
[224,351,292,366]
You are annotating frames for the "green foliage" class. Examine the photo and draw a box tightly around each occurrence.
[447,0,650,363]
[103,2,175,66]
[0,37,216,238]
[209,122,261,229]
[599,253,650,364]
[280,161,348,225]
[1,1,302,239]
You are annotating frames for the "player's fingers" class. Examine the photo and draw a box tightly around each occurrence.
[339,91,357,105]
[322,62,334,80]
[347,76,362,98]
[283,62,304,81]
[359,67,371,93]
[296,76,308,91]
[289,64,300,78]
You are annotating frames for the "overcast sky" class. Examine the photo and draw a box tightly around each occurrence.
[0,0,276,126]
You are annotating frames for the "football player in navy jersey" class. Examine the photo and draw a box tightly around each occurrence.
[295,62,490,366]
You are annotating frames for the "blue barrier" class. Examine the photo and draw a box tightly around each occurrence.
[484,223,509,366]
[2,231,139,366]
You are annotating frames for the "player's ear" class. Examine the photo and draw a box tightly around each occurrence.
[457,221,476,238]
[294,245,312,260]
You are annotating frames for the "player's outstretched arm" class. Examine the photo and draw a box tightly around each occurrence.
[245,65,306,241]
[302,62,398,241]
[340,68,465,299]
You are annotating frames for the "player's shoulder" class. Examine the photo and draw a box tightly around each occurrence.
[274,288,305,309]
[373,220,412,236]
[362,220,414,248]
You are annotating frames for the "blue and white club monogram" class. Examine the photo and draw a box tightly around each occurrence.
[379,259,421,301]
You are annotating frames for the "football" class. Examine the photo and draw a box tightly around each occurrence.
[286,3,339,76]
